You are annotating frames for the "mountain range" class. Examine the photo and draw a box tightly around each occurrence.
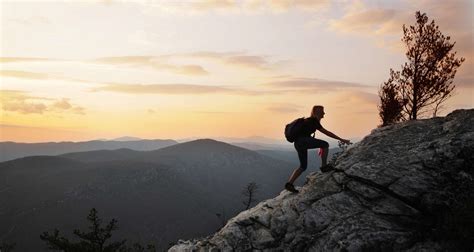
[0,139,178,162]
[0,139,329,251]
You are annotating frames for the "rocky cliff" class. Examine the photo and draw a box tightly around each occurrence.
[169,109,473,251]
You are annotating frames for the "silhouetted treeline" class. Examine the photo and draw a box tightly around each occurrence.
[40,208,156,252]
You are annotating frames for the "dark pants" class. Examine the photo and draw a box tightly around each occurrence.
[294,136,329,170]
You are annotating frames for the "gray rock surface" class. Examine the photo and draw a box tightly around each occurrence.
[169,109,474,251]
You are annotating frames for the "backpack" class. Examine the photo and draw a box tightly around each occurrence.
[284,117,305,143]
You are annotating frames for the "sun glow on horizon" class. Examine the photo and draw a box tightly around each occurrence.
[1,0,472,143]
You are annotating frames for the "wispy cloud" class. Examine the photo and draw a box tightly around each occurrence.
[97,52,278,71]
[128,0,331,15]
[329,8,399,35]
[89,77,367,96]
[93,56,209,76]
[181,0,237,12]
[0,57,58,63]
[0,90,86,115]
[185,51,283,70]
[1,51,283,75]
[328,0,473,88]
[264,77,371,92]
[328,1,472,50]
[225,55,268,69]
[91,83,261,96]
[0,70,50,80]
[266,0,331,13]
[1,56,209,76]
[336,90,379,105]
[266,103,303,113]
[0,69,93,84]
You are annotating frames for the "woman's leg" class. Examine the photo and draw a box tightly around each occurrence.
[288,143,308,184]
[306,138,329,167]
[320,147,329,166]
[288,167,304,184]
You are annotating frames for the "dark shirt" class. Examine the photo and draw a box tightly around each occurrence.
[300,117,322,137]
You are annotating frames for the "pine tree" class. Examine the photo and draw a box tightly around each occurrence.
[40,208,155,252]
[378,70,405,126]
[378,11,464,121]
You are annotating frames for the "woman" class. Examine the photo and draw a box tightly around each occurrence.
[285,105,351,193]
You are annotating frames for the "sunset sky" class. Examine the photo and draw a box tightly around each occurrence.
[1,0,473,143]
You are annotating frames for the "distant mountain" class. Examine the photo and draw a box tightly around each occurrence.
[219,136,285,145]
[59,148,144,162]
[0,139,295,251]
[231,142,293,151]
[256,147,342,168]
[178,136,344,151]
[0,139,178,162]
[178,136,285,145]
[111,136,144,141]
[193,136,342,150]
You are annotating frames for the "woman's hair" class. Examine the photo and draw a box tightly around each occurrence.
[310,105,324,117]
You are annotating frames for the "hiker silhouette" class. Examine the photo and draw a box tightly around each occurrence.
[285,105,351,193]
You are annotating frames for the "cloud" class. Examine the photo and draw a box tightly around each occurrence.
[52,98,72,110]
[267,0,331,13]
[342,90,379,105]
[93,56,209,76]
[91,83,260,95]
[266,103,303,113]
[0,56,209,76]
[175,65,209,75]
[328,0,401,35]
[92,52,282,73]
[329,8,398,35]
[328,0,473,89]
[0,90,86,115]
[328,1,472,50]
[0,123,48,130]
[0,90,49,114]
[128,0,238,16]
[225,55,269,69]
[182,51,239,59]
[264,77,371,92]
[0,69,94,85]
[129,0,331,15]
[1,51,280,75]
[183,51,282,70]
[0,57,57,63]
[185,0,236,12]
[71,106,86,115]
[0,70,50,80]
[2,101,48,114]
[329,90,379,115]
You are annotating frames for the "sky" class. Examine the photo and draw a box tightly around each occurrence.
[1,0,473,143]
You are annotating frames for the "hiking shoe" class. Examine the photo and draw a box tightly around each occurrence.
[285,183,299,193]
[320,164,334,173]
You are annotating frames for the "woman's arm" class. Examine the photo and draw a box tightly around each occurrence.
[319,127,351,144]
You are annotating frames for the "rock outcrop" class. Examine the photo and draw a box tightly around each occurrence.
[169,109,474,251]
